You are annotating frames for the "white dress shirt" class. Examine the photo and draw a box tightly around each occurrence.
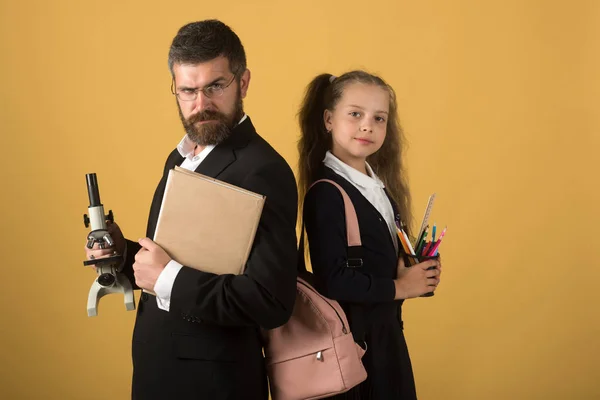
[323,151,399,253]
[152,114,248,311]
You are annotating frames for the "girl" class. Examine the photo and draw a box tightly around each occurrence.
[298,71,442,399]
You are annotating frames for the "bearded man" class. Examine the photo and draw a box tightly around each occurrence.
[84,19,298,400]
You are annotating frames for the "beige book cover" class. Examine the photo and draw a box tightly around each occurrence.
[152,166,266,275]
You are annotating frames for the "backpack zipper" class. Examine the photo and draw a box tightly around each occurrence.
[298,280,347,334]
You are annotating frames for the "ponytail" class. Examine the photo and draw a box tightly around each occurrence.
[297,74,335,208]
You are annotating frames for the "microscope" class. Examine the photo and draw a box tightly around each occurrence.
[83,173,135,317]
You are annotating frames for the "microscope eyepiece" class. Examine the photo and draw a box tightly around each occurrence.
[86,173,102,207]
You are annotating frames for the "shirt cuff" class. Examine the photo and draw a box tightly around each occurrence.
[154,259,183,311]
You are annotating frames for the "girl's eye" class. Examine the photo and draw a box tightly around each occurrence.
[375,116,386,122]
[350,111,361,117]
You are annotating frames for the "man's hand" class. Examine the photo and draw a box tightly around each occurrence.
[133,238,172,292]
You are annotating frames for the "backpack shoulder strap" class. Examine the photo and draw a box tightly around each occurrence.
[309,179,361,247]
[298,179,363,273]
[299,179,368,346]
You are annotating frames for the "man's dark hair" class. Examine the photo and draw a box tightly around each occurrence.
[168,19,247,77]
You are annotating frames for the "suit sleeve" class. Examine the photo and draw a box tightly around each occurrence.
[304,182,396,303]
[169,161,298,329]
[119,151,178,291]
[120,239,141,290]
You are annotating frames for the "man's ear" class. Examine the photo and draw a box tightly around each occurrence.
[239,69,251,99]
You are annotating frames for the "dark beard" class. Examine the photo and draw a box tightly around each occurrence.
[178,92,244,146]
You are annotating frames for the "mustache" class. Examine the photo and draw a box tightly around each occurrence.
[187,109,227,125]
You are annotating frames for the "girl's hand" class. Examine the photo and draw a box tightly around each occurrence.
[394,257,441,299]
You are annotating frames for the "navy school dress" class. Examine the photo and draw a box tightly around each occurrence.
[303,166,418,400]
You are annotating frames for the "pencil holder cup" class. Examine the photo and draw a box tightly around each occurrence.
[403,253,440,297]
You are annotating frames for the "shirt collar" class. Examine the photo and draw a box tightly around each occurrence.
[323,151,384,189]
[177,113,248,159]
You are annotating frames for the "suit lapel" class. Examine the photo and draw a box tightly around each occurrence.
[384,188,400,225]
[193,116,254,178]
[173,154,185,168]
[193,144,236,177]
[384,189,403,257]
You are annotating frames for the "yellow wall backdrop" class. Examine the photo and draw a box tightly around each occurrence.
[1,0,598,399]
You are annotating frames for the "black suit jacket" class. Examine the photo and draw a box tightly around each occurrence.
[303,165,401,312]
[122,117,298,400]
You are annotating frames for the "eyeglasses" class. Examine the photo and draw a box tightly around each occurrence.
[171,73,237,101]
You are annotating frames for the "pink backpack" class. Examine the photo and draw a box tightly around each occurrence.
[263,179,368,400]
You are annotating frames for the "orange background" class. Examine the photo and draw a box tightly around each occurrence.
[1,1,598,399]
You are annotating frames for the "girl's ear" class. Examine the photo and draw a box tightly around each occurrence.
[323,109,333,132]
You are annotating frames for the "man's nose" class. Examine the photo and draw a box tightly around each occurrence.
[192,91,212,113]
